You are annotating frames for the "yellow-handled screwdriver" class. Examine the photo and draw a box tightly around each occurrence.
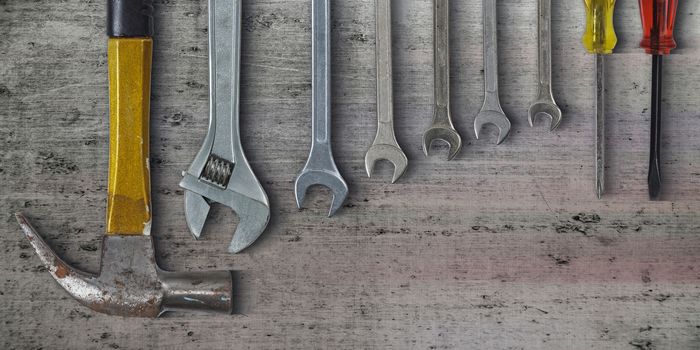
[582,0,617,198]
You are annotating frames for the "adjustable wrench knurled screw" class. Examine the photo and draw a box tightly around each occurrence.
[528,0,562,131]
[180,0,270,254]
[423,0,463,161]
[295,0,349,217]
[474,0,511,145]
[365,0,408,183]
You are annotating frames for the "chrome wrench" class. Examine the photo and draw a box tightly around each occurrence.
[365,0,407,183]
[528,0,562,131]
[180,0,270,254]
[474,0,511,144]
[423,0,462,160]
[295,0,348,216]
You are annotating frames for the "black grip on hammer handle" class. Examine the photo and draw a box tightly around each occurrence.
[107,0,154,38]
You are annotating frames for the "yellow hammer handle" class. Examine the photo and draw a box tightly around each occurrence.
[106,38,153,236]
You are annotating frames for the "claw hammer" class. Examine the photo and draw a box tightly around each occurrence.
[15,0,234,317]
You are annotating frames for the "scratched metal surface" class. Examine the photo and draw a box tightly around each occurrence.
[1,0,700,349]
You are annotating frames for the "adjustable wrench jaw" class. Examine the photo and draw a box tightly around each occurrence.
[295,144,348,217]
[181,151,270,254]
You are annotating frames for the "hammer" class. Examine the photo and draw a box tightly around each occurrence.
[15,0,234,317]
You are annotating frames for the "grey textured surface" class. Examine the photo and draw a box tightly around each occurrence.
[1,0,700,349]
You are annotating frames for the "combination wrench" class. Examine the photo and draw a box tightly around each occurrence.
[180,0,270,254]
[528,0,562,131]
[295,0,348,216]
[423,0,462,161]
[365,0,408,183]
[474,0,511,144]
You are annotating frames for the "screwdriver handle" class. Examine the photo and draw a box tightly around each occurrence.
[582,0,617,54]
[638,0,678,55]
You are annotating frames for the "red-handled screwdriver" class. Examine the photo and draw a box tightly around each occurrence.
[638,0,678,199]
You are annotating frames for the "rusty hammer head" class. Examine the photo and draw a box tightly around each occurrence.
[17,214,233,317]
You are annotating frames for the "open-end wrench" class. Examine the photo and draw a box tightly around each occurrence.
[423,0,462,161]
[180,0,270,254]
[474,0,511,144]
[365,0,407,183]
[295,0,348,216]
[528,0,562,131]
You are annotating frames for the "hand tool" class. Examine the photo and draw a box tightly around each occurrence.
[528,0,562,131]
[15,0,233,317]
[582,0,617,198]
[295,0,348,216]
[637,0,678,199]
[180,0,270,253]
[423,0,463,160]
[365,0,408,183]
[474,0,511,145]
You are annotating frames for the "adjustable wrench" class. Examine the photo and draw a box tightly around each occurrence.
[295,0,348,216]
[180,0,270,254]
[528,0,562,131]
[365,0,407,183]
[474,0,511,144]
[423,0,462,160]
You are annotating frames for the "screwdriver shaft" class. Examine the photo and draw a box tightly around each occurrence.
[595,54,605,199]
[649,54,662,199]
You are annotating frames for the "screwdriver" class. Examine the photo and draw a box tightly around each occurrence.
[582,0,617,199]
[638,0,678,199]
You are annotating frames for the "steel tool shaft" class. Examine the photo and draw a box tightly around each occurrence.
[582,0,617,198]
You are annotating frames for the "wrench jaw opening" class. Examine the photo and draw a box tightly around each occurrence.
[422,127,462,161]
[183,191,210,240]
[528,99,562,131]
[365,144,408,184]
[474,110,512,145]
[295,167,348,217]
[225,195,270,254]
